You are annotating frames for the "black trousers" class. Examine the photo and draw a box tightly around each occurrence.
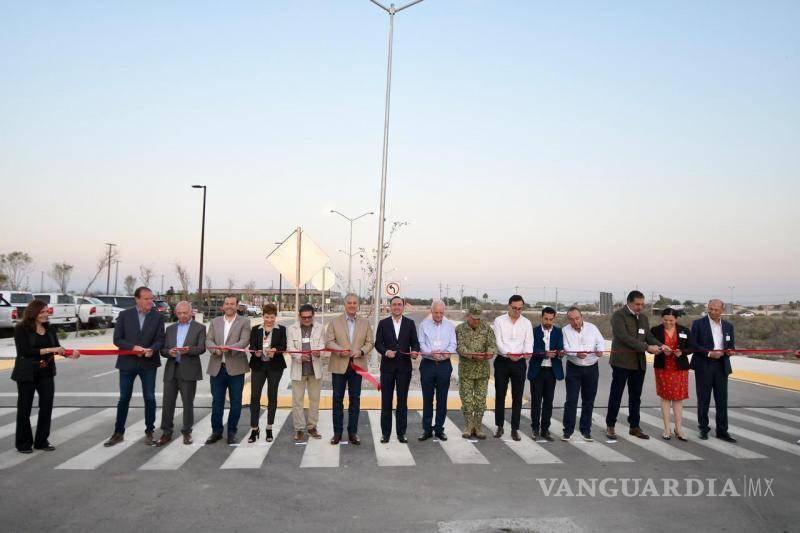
[530,367,556,433]
[380,370,412,437]
[494,356,526,430]
[695,361,729,435]
[16,372,55,451]
[606,365,646,429]
[250,367,284,427]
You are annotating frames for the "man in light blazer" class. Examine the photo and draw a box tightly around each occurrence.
[287,304,327,443]
[325,293,375,445]
[205,294,251,444]
[156,301,205,446]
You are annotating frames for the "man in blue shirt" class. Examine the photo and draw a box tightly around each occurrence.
[417,300,457,441]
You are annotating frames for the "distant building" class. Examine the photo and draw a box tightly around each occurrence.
[599,292,613,315]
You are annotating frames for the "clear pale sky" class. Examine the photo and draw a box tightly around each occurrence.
[2,1,798,305]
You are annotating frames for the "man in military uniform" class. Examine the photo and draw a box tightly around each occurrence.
[456,305,497,439]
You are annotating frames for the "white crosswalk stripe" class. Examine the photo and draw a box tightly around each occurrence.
[744,407,800,424]
[0,407,78,441]
[56,409,171,470]
[538,416,634,463]
[0,408,116,469]
[139,410,219,470]
[221,410,289,469]
[683,410,800,457]
[716,408,800,436]
[789,408,800,413]
[300,413,338,468]
[597,410,701,461]
[432,415,489,464]
[488,412,562,464]
[638,409,766,460]
[367,411,415,466]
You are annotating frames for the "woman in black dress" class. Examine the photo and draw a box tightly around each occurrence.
[247,303,287,442]
[12,299,80,453]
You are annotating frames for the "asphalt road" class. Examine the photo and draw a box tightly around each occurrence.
[1,314,798,532]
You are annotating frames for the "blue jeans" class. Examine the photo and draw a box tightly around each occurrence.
[420,359,452,434]
[114,367,157,434]
[332,364,362,436]
[562,362,599,436]
[210,366,245,436]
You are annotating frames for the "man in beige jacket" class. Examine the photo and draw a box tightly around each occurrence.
[325,293,374,445]
[287,304,327,443]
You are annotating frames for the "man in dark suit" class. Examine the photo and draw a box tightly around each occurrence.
[156,301,206,446]
[527,307,565,441]
[690,299,737,443]
[374,296,420,443]
[105,286,165,447]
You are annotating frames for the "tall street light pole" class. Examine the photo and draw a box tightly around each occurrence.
[192,185,207,306]
[330,209,373,294]
[113,260,120,295]
[104,243,116,294]
[368,0,425,336]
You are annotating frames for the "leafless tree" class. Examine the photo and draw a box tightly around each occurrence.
[358,220,408,313]
[124,275,137,295]
[0,251,33,290]
[81,247,120,296]
[49,262,74,294]
[138,265,155,288]
[174,262,191,297]
[227,278,236,291]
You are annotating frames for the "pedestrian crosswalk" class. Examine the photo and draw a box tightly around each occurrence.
[0,406,798,471]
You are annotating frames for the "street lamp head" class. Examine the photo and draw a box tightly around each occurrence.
[192,185,205,189]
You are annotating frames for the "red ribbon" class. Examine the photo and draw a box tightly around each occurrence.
[350,362,381,391]
[64,349,143,356]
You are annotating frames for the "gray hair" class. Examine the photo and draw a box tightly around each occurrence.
[344,293,359,302]
[708,299,724,308]
[431,299,445,311]
[175,300,191,311]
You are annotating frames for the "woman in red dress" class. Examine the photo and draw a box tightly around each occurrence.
[650,308,692,440]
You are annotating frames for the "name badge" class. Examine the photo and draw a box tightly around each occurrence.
[638,328,645,334]
[725,335,731,342]
[678,333,688,339]
[302,337,311,343]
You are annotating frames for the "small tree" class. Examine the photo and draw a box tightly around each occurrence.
[227,278,236,291]
[174,262,191,298]
[123,275,137,295]
[82,247,120,296]
[49,262,74,294]
[139,265,155,288]
[0,251,33,290]
[357,220,408,315]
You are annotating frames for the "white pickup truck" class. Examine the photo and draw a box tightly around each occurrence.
[33,293,78,329]
[0,291,33,327]
[0,296,15,330]
[69,295,114,328]
[96,295,137,325]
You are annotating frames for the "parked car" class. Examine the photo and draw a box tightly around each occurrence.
[33,293,78,329]
[0,296,15,330]
[72,296,114,328]
[0,290,33,326]
[96,295,137,325]
[153,300,171,321]
[246,304,262,316]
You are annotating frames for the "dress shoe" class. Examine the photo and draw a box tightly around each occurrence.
[494,427,504,439]
[397,435,408,443]
[348,434,361,445]
[674,427,687,442]
[580,432,594,442]
[227,434,236,445]
[511,429,521,441]
[156,433,173,447]
[629,427,650,440]
[295,431,306,443]
[605,427,617,441]
[330,434,341,445]
[104,432,124,447]
[307,427,322,439]
[144,431,155,446]
[699,431,709,440]
[435,431,447,441]
[18,448,33,454]
[248,428,260,443]
[532,430,540,440]
[541,431,554,442]
[265,429,274,442]
[33,442,56,451]
[717,433,737,443]
[182,432,193,445]
[418,432,433,441]
[205,433,223,445]
[380,435,390,444]
[561,433,572,442]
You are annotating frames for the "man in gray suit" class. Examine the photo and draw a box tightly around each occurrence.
[206,294,251,444]
[156,301,206,446]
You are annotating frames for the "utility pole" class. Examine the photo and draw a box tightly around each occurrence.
[113,260,120,295]
[555,287,559,314]
[40,271,44,292]
[104,243,116,294]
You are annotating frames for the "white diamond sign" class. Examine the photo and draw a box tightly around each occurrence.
[311,267,335,291]
[267,228,330,289]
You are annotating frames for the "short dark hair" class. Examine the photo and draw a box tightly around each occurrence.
[134,286,152,298]
[262,303,277,316]
[661,307,679,317]
[541,306,556,317]
[298,303,315,316]
[508,295,524,305]
[223,294,238,304]
[627,290,645,303]
[390,296,405,305]
[566,306,581,315]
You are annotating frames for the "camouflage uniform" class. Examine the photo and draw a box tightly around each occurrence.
[456,309,496,437]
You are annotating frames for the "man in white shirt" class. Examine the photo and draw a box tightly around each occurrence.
[561,307,605,442]
[492,295,533,441]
